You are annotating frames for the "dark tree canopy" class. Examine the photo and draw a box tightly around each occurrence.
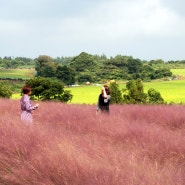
[56,65,75,85]
[0,53,176,85]
[26,77,72,102]
[70,52,96,72]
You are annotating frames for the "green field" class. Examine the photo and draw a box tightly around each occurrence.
[143,80,185,104]
[9,68,185,104]
[66,80,185,104]
[170,68,185,77]
[0,69,35,79]
[12,80,185,104]
[66,85,101,104]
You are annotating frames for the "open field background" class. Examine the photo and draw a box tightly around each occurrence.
[1,99,185,185]
[67,68,185,104]
[171,69,185,77]
[66,80,185,104]
[143,80,185,104]
[2,68,185,104]
[0,68,35,79]
[11,80,185,104]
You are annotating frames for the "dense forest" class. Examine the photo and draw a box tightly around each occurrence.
[1,52,185,85]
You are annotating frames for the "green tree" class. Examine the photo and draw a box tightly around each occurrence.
[147,88,165,104]
[70,52,96,72]
[42,62,56,77]
[35,55,53,76]
[109,82,123,104]
[0,82,12,98]
[123,79,147,104]
[150,68,172,80]
[56,65,75,85]
[148,59,164,66]
[140,65,154,81]
[123,79,165,104]
[26,77,73,102]
[127,59,143,75]
[77,74,93,83]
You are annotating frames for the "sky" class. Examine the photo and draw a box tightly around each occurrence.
[0,0,185,61]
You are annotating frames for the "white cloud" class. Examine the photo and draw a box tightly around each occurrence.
[0,0,184,60]
[52,0,185,42]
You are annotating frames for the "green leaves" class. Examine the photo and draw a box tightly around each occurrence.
[123,79,165,104]
[26,77,72,102]
[0,82,12,98]
[109,82,123,104]
[147,88,165,104]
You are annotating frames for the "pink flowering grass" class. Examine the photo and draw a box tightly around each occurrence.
[1,99,185,184]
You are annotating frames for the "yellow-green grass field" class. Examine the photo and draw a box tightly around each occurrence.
[66,85,101,104]
[0,68,35,79]
[170,68,185,77]
[12,85,101,104]
[143,80,185,104]
[10,68,185,104]
[66,80,185,104]
[12,80,185,104]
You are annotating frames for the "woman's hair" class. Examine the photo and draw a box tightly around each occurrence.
[22,85,32,94]
[104,85,110,95]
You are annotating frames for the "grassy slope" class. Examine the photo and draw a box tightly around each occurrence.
[1,99,185,185]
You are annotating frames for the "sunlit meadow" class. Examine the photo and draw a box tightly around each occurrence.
[65,80,185,104]
[11,80,185,104]
[1,98,185,185]
[0,69,34,79]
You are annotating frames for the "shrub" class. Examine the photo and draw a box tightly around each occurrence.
[0,82,12,98]
[26,77,73,102]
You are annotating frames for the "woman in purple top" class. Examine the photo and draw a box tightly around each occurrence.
[20,85,39,124]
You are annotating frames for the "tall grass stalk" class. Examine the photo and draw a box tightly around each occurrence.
[0,99,185,184]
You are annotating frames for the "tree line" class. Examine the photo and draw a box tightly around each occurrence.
[0,57,34,68]
[34,52,175,85]
[0,52,184,104]
[1,52,185,85]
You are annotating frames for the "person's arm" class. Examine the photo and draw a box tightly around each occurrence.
[24,96,39,111]
[102,86,107,98]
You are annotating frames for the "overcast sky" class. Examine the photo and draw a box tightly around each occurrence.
[0,0,185,61]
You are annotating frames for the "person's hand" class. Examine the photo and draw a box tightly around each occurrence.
[102,86,105,91]
[35,103,39,108]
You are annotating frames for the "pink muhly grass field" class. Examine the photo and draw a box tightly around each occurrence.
[1,98,185,185]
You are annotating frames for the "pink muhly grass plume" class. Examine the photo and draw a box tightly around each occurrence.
[0,99,185,184]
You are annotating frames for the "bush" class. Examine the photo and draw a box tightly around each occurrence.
[0,82,12,98]
[26,77,73,102]
[109,81,123,104]
[147,88,165,104]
